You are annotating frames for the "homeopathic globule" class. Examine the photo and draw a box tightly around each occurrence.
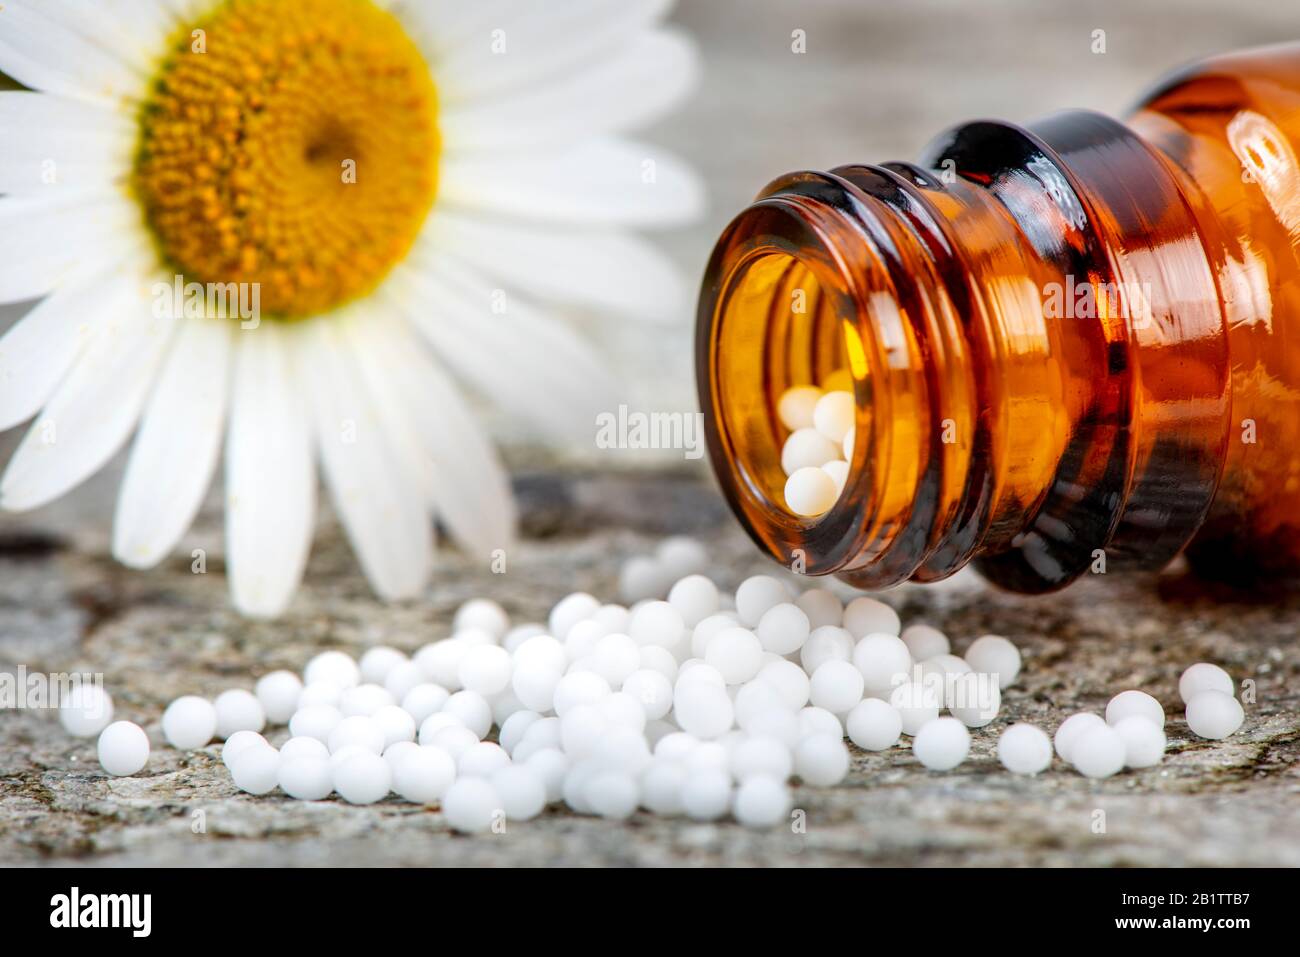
[697,42,1300,594]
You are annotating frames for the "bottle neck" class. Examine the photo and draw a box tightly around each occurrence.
[696,110,1231,593]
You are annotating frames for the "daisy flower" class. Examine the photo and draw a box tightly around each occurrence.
[0,0,702,616]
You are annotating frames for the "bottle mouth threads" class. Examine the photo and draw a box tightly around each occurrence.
[696,113,1230,594]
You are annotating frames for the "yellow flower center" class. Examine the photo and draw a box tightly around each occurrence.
[132,0,438,319]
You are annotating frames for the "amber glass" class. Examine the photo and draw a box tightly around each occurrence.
[696,42,1300,593]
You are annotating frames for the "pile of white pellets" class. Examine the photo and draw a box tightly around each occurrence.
[59,537,1247,832]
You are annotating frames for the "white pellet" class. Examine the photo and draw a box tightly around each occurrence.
[1053,712,1106,763]
[458,741,511,779]
[457,645,513,697]
[794,733,850,786]
[667,574,720,628]
[499,710,543,756]
[333,750,391,804]
[963,634,1021,689]
[492,766,547,821]
[656,537,710,579]
[852,633,913,696]
[1178,662,1234,705]
[1185,690,1244,740]
[795,588,843,629]
[442,690,493,738]
[358,646,408,685]
[278,757,334,800]
[888,681,942,736]
[622,669,674,720]
[997,723,1052,775]
[784,466,839,517]
[821,459,849,496]
[524,748,569,803]
[812,389,855,443]
[303,651,360,690]
[948,672,1001,728]
[221,729,269,767]
[730,735,793,781]
[681,769,732,821]
[777,385,823,431]
[443,777,503,833]
[842,597,900,638]
[810,659,865,714]
[280,736,329,762]
[756,602,811,655]
[801,625,854,674]
[229,744,280,794]
[371,705,416,748]
[846,698,902,751]
[162,695,217,750]
[585,771,640,820]
[289,705,342,744]
[757,658,811,710]
[899,623,950,662]
[383,661,427,702]
[912,717,970,771]
[781,427,840,476]
[339,683,395,717]
[619,555,671,604]
[1105,689,1165,729]
[255,671,303,724]
[705,626,764,685]
[548,592,601,641]
[1113,715,1166,767]
[59,683,114,738]
[400,683,450,725]
[213,689,266,738]
[1071,725,1126,779]
[627,600,686,651]
[673,684,734,739]
[733,775,793,828]
[453,598,510,640]
[734,575,791,627]
[97,720,150,777]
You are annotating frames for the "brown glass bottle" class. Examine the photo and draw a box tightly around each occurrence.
[696,42,1300,594]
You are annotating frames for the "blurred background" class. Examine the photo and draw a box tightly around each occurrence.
[4,0,1297,523]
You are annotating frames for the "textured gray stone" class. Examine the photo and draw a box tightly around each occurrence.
[2,468,1298,867]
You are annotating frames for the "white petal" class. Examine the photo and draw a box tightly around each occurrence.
[0,92,134,193]
[0,2,144,104]
[0,276,174,511]
[7,0,173,77]
[392,0,515,52]
[295,317,432,601]
[439,137,703,228]
[427,0,674,102]
[225,323,316,619]
[0,190,141,304]
[418,211,686,321]
[386,258,619,441]
[439,30,697,149]
[0,256,134,431]
[113,318,232,569]
[344,311,515,559]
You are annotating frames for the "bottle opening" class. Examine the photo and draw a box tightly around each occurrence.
[697,179,910,579]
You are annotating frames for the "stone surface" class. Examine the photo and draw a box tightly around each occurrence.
[2,468,1298,867]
